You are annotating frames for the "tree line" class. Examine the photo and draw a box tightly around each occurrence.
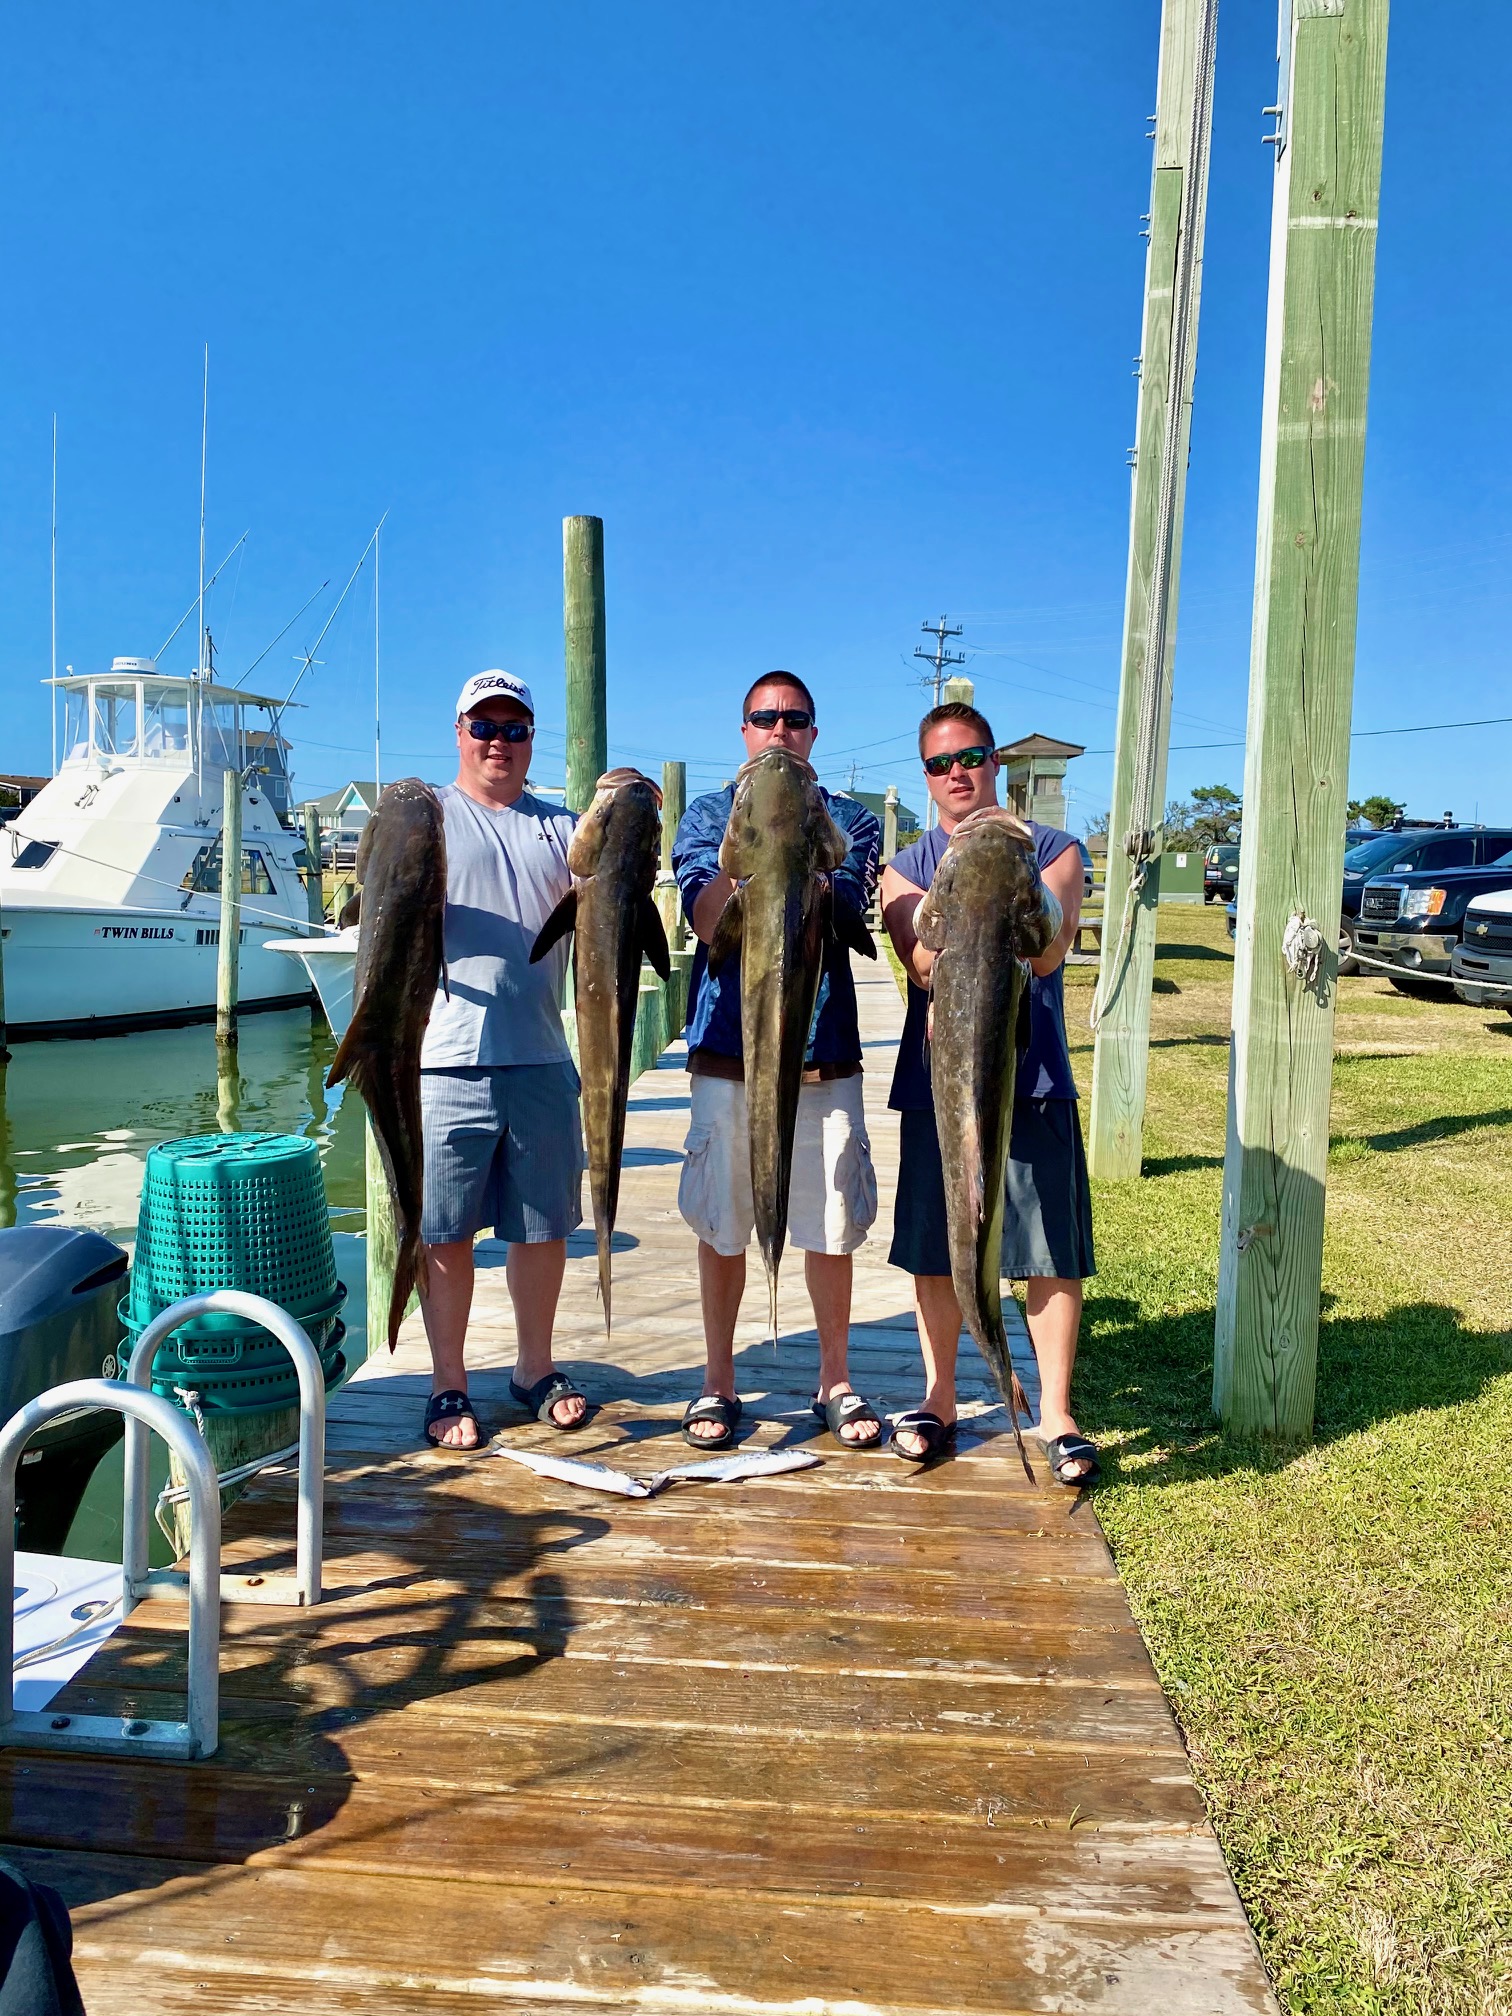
[1085,787,1405,849]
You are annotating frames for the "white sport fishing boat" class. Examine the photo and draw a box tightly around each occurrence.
[0,659,321,1036]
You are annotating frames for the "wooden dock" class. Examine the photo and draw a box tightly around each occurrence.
[1,970,1276,2014]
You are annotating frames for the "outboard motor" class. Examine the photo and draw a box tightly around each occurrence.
[0,1227,129,1551]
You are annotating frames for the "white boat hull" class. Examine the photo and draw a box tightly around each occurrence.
[0,905,316,1037]
[265,932,357,1041]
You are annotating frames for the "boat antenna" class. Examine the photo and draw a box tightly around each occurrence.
[197,343,208,680]
[233,577,330,687]
[373,518,382,797]
[49,415,57,777]
[278,513,387,714]
[155,532,248,660]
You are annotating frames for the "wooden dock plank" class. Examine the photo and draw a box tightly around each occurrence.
[4,973,1275,2012]
[9,1850,1279,2014]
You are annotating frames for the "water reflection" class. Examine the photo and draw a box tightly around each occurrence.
[0,1008,367,1242]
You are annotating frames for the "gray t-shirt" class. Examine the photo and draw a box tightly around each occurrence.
[420,783,578,1070]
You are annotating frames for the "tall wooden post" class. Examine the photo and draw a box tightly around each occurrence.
[303,805,324,927]
[563,516,607,814]
[216,769,241,1049]
[1215,0,1389,1437]
[658,760,687,952]
[1088,0,1218,1180]
[882,786,900,865]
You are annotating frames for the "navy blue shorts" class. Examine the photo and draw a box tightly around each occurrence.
[888,1098,1095,1281]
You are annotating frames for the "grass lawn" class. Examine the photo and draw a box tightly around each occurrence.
[1051,907,1512,2015]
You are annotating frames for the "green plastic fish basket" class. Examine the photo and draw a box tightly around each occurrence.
[117,1285,347,1379]
[128,1132,339,1328]
[135,1323,348,1417]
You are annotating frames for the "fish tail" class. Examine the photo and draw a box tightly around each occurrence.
[597,1221,613,1338]
[1009,1376,1036,1485]
[767,1258,779,1349]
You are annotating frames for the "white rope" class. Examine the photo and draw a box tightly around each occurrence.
[1281,911,1325,988]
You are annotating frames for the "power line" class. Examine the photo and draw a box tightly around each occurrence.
[913,615,966,708]
[1081,711,1512,757]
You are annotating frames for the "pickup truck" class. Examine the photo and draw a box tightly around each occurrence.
[1339,825,1512,973]
[1354,842,1512,994]
[1451,887,1512,1011]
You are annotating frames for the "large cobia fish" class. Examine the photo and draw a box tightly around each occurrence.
[326,779,448,1352]
[531,768,670,1333]
[915,807,1062,1480]
[709,750,875,1337]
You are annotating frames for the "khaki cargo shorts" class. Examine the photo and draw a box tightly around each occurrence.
[678,1073,878,1258]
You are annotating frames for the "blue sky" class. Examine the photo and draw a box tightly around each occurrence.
[0,4,1504,830]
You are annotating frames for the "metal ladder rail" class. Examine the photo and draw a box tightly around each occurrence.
[0,1378,221,1759]
[123,1291,328,1610]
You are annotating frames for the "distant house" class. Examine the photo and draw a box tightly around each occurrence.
[299,782,379,835]
[849,789,922,855]
[997,734,1085,831]
[0,775,49,807]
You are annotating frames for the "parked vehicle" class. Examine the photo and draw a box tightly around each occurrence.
[1354,841,1512,994]
[1338,826,1512,974]
[1203,843,1240,903]
[1451,887,1512,1012]
[320,828,363,871]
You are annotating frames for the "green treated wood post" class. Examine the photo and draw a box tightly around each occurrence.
[658,759,687,953]
[303,805,324,927]
[563,515,607,814]
[1215,0,1389,1438]
[1088,0,1218,1180]
[216,769,241,1048]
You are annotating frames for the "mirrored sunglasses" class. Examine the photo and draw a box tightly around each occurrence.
[922,743,991,778]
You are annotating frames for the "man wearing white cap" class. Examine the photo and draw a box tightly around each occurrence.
[417,671,589,1450]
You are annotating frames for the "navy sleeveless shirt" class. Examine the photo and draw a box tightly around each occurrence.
[888,820,1079,1112]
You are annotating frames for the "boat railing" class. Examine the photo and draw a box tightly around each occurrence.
[123,1291,328,1611]
[0,1377,222,1759]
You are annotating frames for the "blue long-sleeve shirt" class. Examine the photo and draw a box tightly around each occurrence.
[672,784,881,1070]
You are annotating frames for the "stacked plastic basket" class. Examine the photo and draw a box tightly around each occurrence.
[122,1133,347,1415]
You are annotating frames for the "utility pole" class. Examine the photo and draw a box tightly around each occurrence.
[914,617,965,827]
[1087,0,1219,1181]
[1215,0,1389,1439]
[914,616,965,708]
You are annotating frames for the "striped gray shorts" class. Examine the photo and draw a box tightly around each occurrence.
[420,1062,585,1247]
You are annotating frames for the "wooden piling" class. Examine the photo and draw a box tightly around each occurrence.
[1087,0,1218,1181]
[303,805,324,928]
[1214,0,1389,1438]
[658,759,687,952]
[563,516,607,814]
[216,768,241,1048]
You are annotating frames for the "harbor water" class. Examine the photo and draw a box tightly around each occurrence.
[0,1005,371,1559]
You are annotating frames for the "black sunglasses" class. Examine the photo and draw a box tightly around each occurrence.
[744,708,814,731]
[922,743,991,778]
[465,718,532,744]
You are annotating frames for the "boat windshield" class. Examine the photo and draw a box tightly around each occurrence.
[201,700,243,773]
[91,683,139,759]
[62,689,91,766]
[141,684,191,761]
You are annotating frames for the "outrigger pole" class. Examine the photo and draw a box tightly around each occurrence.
[1087,0,1219,1180]
[1215,0,1389,1438]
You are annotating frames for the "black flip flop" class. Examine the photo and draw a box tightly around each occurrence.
[423,1388,485,1453]
[890,1410,958,1466]
[509,1370,591,1431]
[681,1394,743,1450]
[812,1391,883,1448]
[1039,1432,1102,1488]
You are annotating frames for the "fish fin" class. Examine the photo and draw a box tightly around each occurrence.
[828,889,877,960]
[1009,1373,1036,1484]
[325,1006,368,1088]
[639,896,672,981]
[598,1227,613,1338]
[915,885,948,953]
[338,891,361,929]
[529,887,578,964]
[706,886,744,978]
[441,953,451,1001]
[1015,978,1031,1060]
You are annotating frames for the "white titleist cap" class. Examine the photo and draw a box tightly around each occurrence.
[456,668,534,720]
